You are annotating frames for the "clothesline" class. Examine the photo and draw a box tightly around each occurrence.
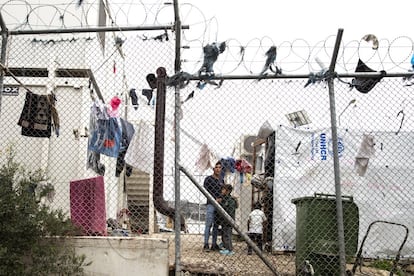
[0,62,32,92]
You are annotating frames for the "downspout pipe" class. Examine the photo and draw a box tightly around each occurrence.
[153,66,186,232]
[0,12,8,116]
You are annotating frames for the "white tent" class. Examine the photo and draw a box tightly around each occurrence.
[272,125,414,258]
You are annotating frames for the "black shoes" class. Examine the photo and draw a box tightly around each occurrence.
[210,244,220,251]
[204,244,222,252]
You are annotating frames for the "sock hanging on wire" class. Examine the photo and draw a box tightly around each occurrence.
[129,88,138,110]
[142,89,153,105]
[146,73,157,89]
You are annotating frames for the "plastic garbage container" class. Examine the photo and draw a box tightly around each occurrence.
[292,193,359,275]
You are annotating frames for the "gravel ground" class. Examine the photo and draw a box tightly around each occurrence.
[152,233,392,276]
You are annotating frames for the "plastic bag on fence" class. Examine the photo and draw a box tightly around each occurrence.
[351,59,386,93]
[88,117,122,158]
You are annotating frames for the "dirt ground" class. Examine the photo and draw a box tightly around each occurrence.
[151,233,394,276]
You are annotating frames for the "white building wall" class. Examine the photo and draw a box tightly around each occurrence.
[68,237,169,276]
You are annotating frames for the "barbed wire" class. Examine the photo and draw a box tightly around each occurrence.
[1,0,414,75]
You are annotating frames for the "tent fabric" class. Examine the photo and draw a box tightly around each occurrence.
[272,125,414,257]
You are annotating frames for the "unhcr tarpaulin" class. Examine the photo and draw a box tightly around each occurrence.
[272,125,414,257]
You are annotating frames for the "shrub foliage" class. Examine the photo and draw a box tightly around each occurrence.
[0,146,90,275]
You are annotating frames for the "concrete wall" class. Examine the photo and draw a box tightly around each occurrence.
[68,236,169,276]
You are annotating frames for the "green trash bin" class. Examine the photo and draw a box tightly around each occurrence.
[292,193,359,275]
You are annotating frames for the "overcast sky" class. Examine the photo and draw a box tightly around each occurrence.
[2,0,412,42]
[168,0,414,74]
[187,0,414,43]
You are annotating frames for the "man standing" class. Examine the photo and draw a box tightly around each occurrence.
[203,161,223,252]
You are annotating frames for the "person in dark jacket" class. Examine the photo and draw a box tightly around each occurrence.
[217,184,238,256]
[203,161,224,252]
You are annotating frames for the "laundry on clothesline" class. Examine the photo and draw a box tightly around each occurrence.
[17,90,60,138]
[87,100,122,158]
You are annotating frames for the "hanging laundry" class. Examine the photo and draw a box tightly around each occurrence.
[351,59,386,93]
[198,42,226,76]
[88,101,122,158]
[195,143,217,173]
[115,118,135,177]
[88,117,122,158]
[86,101,108,175]
[259,46,282,77]
[220,157,236,182]
[235,158,252,174]
[355,133,375,176]
[70,176,107,236]
[142,89,153,105]
[87,151,105,176]
[17,90,60,138]
[146,73,157,89]
[124,120,154,174]
[235,158,253,185]
[129,88,138,110]
[107,96,121,117]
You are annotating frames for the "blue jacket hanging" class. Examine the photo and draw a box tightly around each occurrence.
[88,117,122,158]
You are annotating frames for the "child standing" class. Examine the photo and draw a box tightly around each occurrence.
[247,202,267,255]
[217,184,238,256]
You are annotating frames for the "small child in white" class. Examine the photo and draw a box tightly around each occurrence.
[247,202,267,255]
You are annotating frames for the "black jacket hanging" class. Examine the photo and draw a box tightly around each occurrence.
[115,118,135,177]
[18,90,60,138]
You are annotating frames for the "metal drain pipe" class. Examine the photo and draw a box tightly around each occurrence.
[153,66,186,231]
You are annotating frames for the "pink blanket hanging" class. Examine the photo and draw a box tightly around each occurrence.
[70,176,107,236]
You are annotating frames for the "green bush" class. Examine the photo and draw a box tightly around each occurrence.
[0,146,90,275]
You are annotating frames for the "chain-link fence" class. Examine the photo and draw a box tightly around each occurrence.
[1,16,414,276]
[171,75,414,275]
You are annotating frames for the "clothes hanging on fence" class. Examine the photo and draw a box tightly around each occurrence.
[129,88,138,110]
[70,176,107,236]
[235,158,253,185]
[195,143,217,173]
[98,96,123,158]
[87,151,106,176]
[17,90,60,138]
[351,59,386,93]
[86,101,108,175]
[107,96,121,117]
[235,158,252,174]
[355,133,375,176]
[220,157,236,182]
[115,118,135,177]
[124,120,154,174]
[88,103,122,158]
